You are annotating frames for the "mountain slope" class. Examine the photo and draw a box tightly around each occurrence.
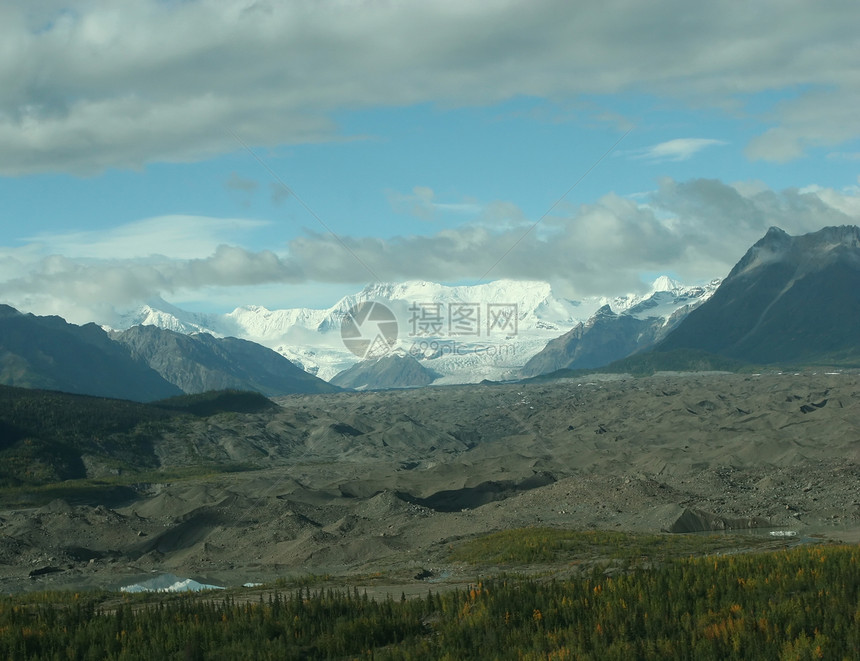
[0,305,182,402]
[0,383,177,485]
[657,225,860,364]
[520,306,670,377]
[112,325,339,396]
[330,354,441,390]
[519,279,717,377]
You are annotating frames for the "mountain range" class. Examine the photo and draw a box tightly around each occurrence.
[0,305,181,402]
[520,281,711,377]
[2,225,857,400]
[111,325,338,396]
[0,307,335,402]
[116,277,720,384]
[524,225,860,376]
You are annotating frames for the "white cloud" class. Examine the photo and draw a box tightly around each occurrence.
[630,138,727,162]
[23,215,271,260]
[3,178,858,323]
[1,1,859,174]
[746,88,860,162]
[3,244,303,325]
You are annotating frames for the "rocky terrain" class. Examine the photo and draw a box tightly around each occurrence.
[1,370,857,594]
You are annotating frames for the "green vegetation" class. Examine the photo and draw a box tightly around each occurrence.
[270,573,336,589]
[606,349,751,376]
[0,385,173,444]
[0,544,856,659]
[0,463,256,507]
[152,389,279,417]
[783,348,860,369]
[449,528,775,566]
[0,385,275,491]
[524,349,751,382]
[0,385,174,486]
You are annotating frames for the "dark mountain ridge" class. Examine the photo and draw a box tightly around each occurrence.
[112,325,338,396]
[657,225,860,364]
[521,305,664,377]
[0,305,181,402]
[0,304,339,401]
[520,301,694,377]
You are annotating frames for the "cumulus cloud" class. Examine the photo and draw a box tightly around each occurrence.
[1,0,859,174]
[3,245,303,325]
[3,178,858,323]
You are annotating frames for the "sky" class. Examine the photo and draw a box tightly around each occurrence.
[1,0,860,325]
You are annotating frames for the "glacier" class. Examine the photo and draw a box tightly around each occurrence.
[110,277,720,384]
[119,573,225,593]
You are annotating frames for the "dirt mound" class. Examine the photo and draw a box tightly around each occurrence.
[399,472,557,512]
[663,507,772,533]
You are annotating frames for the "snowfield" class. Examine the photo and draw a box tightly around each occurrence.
[112,277,720,383]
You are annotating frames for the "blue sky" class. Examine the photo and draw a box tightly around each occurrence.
[1,1,859,324]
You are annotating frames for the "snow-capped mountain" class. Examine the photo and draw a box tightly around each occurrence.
[625,277,721,320]
[118,297,227,336]
[110,277,720,383]
[519,277,722,378]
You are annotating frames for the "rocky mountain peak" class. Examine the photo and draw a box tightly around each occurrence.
[658,224,860,364]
